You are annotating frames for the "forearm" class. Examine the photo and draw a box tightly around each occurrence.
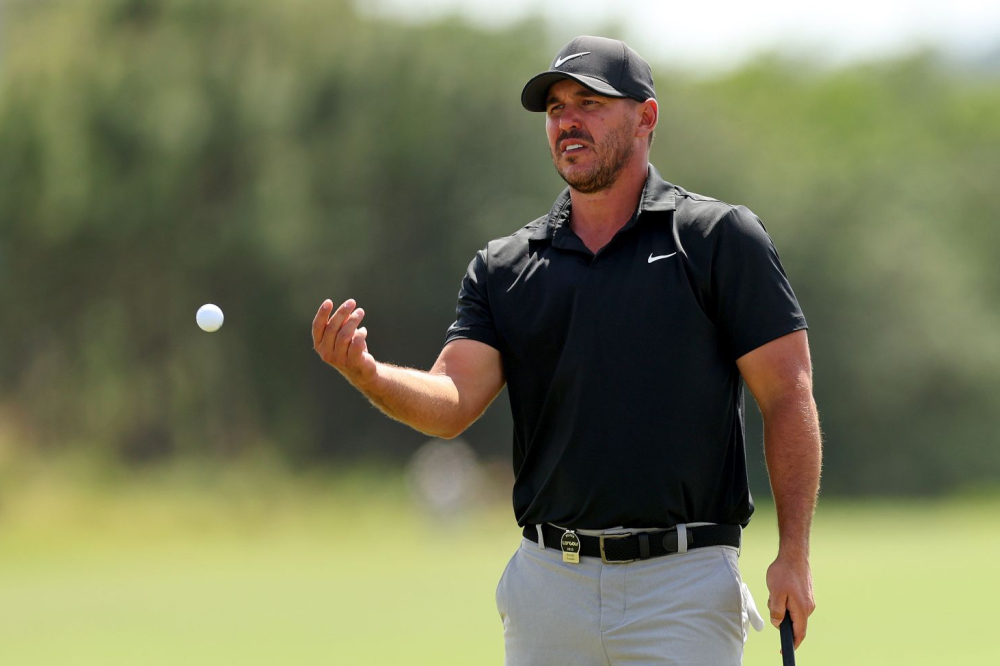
[355,362,465,439]
[313,300,502,440]
[739,330,820,640]
[763,392,822,559]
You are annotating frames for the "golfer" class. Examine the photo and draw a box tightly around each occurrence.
[313,35,821,666]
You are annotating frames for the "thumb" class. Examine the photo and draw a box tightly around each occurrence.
[768,595,787,627]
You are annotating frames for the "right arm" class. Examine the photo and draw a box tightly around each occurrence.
[311,298,504,439]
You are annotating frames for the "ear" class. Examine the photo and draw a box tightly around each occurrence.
[636,98,658,141]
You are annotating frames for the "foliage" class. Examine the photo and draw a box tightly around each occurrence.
[1,0,998,494]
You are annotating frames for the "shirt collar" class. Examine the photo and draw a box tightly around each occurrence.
[528,164,677,243]
[638,164,677,214]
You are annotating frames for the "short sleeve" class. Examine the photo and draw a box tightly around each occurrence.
[710,206,808,359]
[444,248,500,350]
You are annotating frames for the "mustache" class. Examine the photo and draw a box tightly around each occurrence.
[557,129,594,145]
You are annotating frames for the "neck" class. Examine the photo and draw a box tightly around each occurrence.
[568,157,649,250]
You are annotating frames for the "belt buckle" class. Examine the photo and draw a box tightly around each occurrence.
[599,532,633,564]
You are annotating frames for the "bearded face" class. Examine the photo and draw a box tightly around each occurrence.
[550,114,636,194]
[544,80,642,195]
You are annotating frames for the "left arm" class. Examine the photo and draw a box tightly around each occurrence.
[736,329,822,650]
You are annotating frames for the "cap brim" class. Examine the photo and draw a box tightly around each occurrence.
[520,72,628,112]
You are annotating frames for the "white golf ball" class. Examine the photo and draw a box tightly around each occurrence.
[196,304,224,332]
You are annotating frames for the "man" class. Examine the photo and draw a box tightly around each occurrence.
[313,35,820,666]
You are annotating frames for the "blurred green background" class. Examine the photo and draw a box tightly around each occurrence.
[1,0,998,663]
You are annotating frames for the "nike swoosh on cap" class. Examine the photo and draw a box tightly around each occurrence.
[554,52,590,68]
[647,252,677,263]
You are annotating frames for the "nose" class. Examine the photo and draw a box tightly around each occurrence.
[558,106,582,132]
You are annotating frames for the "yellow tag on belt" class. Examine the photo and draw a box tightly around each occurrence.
[560,530,581,564]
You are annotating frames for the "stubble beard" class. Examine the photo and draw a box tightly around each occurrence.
[552,118,636,195]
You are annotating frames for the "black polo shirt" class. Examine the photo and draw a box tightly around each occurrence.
[445,165,807,530]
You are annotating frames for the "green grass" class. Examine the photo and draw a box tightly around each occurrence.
[1,467,997,665]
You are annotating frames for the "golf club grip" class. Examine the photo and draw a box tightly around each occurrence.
[780,610,796,666]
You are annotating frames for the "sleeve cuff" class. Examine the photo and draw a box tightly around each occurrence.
[732,318,808,361]
[444,326,500,351]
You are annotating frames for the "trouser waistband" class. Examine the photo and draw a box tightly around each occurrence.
[522,523,741,563]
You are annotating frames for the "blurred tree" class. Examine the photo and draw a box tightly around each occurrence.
[0,0,997,495]
[653,52,1000,494]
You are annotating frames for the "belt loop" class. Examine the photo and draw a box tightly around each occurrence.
[638,533,651,560]
[676,524,688,554]
[738,525,743,556]
[535,525,546,549]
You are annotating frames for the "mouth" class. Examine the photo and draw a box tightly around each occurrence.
[559,141,589,156]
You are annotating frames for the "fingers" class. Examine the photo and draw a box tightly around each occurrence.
[769,594,813,650]
[332,307,365,367]
[787,599,812,649]
[768,592,787,627]
[323,299,357,349]
[766,557,815,650]
[314,298,355,355]
[314,298,355,350]
[347,327,369,365]
[312,299,376,383]
[311,299,334,348]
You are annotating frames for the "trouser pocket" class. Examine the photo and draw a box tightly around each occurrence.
[495,542,523,617]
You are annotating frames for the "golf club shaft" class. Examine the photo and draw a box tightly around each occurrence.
[780,610,795,666]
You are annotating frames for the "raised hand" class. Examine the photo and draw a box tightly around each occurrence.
[312,299,377,388]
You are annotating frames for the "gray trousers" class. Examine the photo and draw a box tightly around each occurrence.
[496,536,763,666]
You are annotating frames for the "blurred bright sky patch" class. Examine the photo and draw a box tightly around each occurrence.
[366,0,1000,71]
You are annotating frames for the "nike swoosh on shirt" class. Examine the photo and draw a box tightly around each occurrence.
[554,52,590,68]
[647,252,677,263]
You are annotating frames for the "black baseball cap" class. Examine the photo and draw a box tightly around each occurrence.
[521,36,656,112]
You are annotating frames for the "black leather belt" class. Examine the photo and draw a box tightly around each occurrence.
[522,523,741,563]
